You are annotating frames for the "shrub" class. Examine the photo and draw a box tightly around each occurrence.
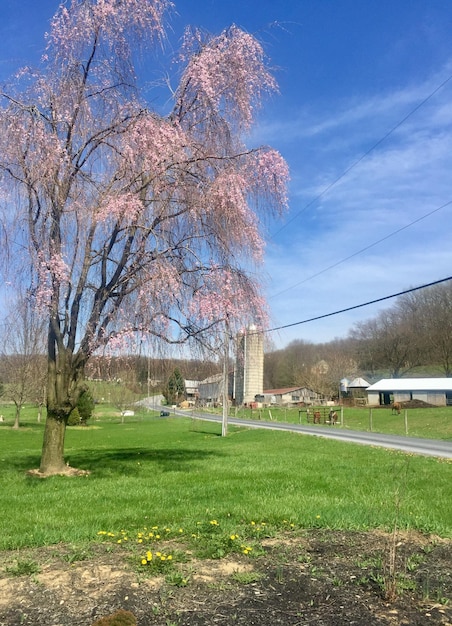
[78,388,95,424]
[67,389,95,426]
[67,407,81,426]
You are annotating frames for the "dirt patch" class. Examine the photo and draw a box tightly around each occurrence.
[373,400,437,409]
[397,400,438,409]
[27,466,91,478]
[1,531,451,626]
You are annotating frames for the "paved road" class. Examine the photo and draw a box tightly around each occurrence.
[162,406,452,459]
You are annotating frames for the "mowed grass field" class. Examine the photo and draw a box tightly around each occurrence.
[225,404,452,440]
[1,404,451,552]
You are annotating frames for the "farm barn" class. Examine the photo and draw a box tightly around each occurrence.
[366,378,452,407]
[198,373,233,406]
[262,386,325,406]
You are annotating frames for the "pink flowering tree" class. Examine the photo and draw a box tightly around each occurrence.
[0,0,288,475]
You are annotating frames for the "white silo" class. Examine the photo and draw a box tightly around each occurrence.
[234,325,264,405]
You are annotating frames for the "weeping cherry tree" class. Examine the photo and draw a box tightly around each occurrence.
[0,0,289,475]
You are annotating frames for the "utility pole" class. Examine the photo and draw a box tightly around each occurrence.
[147,350,151,410]
[222,323,230,437]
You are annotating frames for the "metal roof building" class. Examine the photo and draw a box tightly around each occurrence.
[262,386,324,406]
[348,377,370,388]
[366,378,452,407]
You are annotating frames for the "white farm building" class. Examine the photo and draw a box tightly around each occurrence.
[262,386,324,406]
[366,378,452,407]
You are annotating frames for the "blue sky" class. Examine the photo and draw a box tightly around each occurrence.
[2,1,452,348]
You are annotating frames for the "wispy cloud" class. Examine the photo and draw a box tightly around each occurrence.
[262,64,452,345]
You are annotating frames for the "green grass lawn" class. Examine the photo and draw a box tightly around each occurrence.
[1,407,451,551]
[225,405,452,440]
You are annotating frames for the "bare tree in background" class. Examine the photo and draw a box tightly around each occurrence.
[0,294,46,428]
[397,283,452,376]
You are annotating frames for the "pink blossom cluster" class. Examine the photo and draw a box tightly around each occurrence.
[126,115,187,191]
[35,250,70,308]
[252,149,290,211]
[96,193,144,223]
[189,267,268,331]
[179,26,277,131]
[205,169,263,261]
[46,0,171,62]
[137,258,183,308]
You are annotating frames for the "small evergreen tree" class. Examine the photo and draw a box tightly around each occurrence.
[165,368,185,404]
[78,389,95,424]
[67,407,81,426]
[67,389,95,426]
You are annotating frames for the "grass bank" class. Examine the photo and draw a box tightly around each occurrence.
[217,405,452,440]
[1,411,451,551]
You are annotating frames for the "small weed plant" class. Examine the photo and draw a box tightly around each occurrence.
[6,559,40,577]
[165,570,190,587]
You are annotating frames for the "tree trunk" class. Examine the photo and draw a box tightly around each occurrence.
[38,323,86,475]
[12,404,21,430]
[39,411,68,473]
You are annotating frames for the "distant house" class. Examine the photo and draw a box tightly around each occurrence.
[262,386,323,406]
[184,379,200,403]
[366,378,452,407]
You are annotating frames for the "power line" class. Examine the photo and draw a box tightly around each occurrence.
[263,275,452,334]
[271,71,452,240]
[269,198,452,299]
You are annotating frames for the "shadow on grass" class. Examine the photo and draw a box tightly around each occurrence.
[70,447,223,476]
[3,446,225,478]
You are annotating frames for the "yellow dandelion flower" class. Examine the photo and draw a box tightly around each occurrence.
[141,559,147,565]
[167,555,173,561]
[156,551,161,557]
[146,551,152,561]
[179,528,184,533]
[137,539,143,543]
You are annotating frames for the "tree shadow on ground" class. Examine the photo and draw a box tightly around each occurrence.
[5,446,225,478]
[1,455,42,474]
[68,447,224,476]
